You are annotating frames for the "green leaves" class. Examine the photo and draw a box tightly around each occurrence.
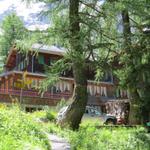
[68,125,150,150]
[0,13,26,56]
[0,106,50,150]
[95,68,104,81]
[39,58,70,93]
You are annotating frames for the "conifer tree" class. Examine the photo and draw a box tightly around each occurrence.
[0,13,26,56]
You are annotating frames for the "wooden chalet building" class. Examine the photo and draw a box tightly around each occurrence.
[0,43,129,112]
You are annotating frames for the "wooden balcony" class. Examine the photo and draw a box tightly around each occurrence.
[0,77,128,107]
[0,70,128,104]
[0,72,116,98]
[0,89,71,100]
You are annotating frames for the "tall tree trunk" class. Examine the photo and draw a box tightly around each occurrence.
[58,0,88,130]
[128,89,141,124]
[121,10,141,124]
[141,87,150,124]
[121,10,131,49]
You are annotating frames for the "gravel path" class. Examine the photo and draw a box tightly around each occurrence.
[46,133,70,150]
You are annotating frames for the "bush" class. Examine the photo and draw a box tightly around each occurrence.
[68,126,150,150]
[46,110,57,122]
[46,120,150,150]
[44,107,57,122]
[56,99,69,111]
[0,105,51,150]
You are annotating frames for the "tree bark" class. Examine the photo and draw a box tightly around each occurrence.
[121,10,131,49]
[121,10,141,124]
[58,0,88,130]
[128,89,141,124]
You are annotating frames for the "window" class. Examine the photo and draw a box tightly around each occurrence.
[38,55,45,65]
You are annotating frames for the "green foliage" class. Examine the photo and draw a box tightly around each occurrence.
[2,107,148,150]
[56,99,69,111]
[103,0,150,122]
[46,111,56,121]
[0,56,4,73]
[38,58,71,93]
[0,13,26,56]
[45,108,57,122]
[44,99,69,122]
[0,106,51,150]
[69,126,150,150]
[45,119,150,150]
[95,68,104,81]
[30,110,46,119]
[23,0,150,125]
[15,30,45,54]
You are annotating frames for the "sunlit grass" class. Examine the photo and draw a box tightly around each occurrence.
[1,105,149,150]
[36,108,150,150]
[0,105,51,150]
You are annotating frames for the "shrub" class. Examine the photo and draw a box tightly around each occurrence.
[56,99,69,111]
[68,126,150,150]
[0,106,51,150]
[46,120,150,150]
[44,107,57,122]
[46,110,57,122]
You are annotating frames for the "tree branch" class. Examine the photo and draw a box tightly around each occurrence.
[79,0,105,16]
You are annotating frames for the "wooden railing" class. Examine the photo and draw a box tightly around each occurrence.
[0,89,72,99]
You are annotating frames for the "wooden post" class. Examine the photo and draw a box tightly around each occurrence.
[5,76,8,94]
[32,55,34,73]
[1,78,4,92]
[16,53,18,70]
[0,78,1,90]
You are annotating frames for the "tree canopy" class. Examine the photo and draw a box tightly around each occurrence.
[3,0,149,128]
[0,13,26,56]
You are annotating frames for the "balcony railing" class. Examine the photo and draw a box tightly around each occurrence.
[0,89,72,100]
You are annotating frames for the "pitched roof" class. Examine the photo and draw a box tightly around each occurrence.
[5,43,66,67]
[31,43,66,56]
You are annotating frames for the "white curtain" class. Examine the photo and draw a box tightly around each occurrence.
[63,81,67,91]
[127,90,130,98]
[116,88,119,97]
[104,87,107,97]
[87,85,90,94]
[64,81,70,91]
[120,89,123,97]
[89,85,93,96]
[97,86,98,95]
[94,85,97,95]
[59,81,64,92]
[67,83,71,91]
[101,87,103,96]
[55,82,59,91]
[96,86,100,94]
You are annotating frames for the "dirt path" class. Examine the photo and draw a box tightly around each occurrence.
[46,133,70,150]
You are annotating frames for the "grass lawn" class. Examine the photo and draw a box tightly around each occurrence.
[45,122,150,150]
[0,105,150,150]
[32,109,150,150]
[0,105,51,150]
